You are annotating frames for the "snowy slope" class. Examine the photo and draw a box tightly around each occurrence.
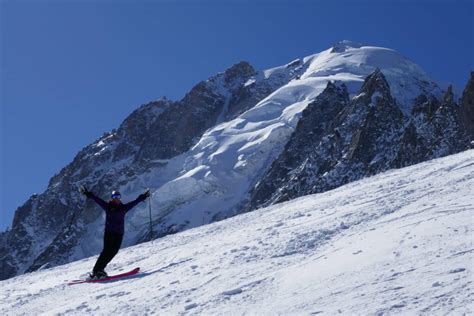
[1,150,472,315]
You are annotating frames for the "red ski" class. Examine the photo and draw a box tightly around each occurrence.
[68,267,140,285]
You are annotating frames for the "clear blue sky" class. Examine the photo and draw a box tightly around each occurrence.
[1,0,473,231]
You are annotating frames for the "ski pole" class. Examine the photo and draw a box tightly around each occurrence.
[148,190,153,243]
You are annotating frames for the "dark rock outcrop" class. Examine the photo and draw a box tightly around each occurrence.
[459,72,474,140]
[246,70,473,211]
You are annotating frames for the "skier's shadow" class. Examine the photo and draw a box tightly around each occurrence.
[96,273,144,284]
[141,257,193,276]
[103,257,193,283]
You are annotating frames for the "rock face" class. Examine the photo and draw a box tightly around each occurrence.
[0,99,171,278]
[245,81,351,209]
[136,62,257,161]
[246,71,473,211]
[1,43,472,281]
[459,72,474,139]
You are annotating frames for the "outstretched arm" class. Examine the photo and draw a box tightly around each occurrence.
[80,186,108,211]
[124,190,150,213]
[87,192,109,211]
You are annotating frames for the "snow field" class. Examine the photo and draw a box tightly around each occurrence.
[0,150,472,315]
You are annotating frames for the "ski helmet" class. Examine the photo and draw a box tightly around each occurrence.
[111,190,121,199]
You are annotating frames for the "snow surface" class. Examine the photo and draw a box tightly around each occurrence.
[1,150,472,315]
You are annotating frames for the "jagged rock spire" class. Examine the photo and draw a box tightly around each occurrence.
[460,72,474,139]
[358,68,394,104]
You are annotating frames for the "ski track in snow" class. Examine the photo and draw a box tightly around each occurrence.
[1,150,473,315]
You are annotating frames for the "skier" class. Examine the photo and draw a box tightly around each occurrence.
[79,186,150,280]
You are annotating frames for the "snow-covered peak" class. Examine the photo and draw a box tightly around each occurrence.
[240,41,441,115]
[297,42,442,113]
[330,39,364,53]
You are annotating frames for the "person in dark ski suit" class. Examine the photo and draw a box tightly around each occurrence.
[79,186,150,279]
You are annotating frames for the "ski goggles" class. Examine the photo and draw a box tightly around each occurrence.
[111,193,121,199]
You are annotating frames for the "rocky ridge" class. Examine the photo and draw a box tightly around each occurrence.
[247,71,473,210]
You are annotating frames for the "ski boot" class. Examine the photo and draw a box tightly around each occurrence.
[88,270,108,280]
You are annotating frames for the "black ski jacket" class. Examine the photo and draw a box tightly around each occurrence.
[86,192,146,234]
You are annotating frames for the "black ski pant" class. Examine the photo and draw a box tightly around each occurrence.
[93,231,123,272]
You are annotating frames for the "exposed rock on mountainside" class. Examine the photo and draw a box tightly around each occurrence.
[247,71,473,211]
[459,72,474,139]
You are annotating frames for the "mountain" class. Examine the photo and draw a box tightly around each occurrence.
[1,41,472,281]
[246,70,473,211]
[0,150,472,314]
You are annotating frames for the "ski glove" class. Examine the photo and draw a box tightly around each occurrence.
[79,186,92,198]
[138,190,151,201]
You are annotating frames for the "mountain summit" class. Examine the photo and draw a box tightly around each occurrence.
[1,42,472,281]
